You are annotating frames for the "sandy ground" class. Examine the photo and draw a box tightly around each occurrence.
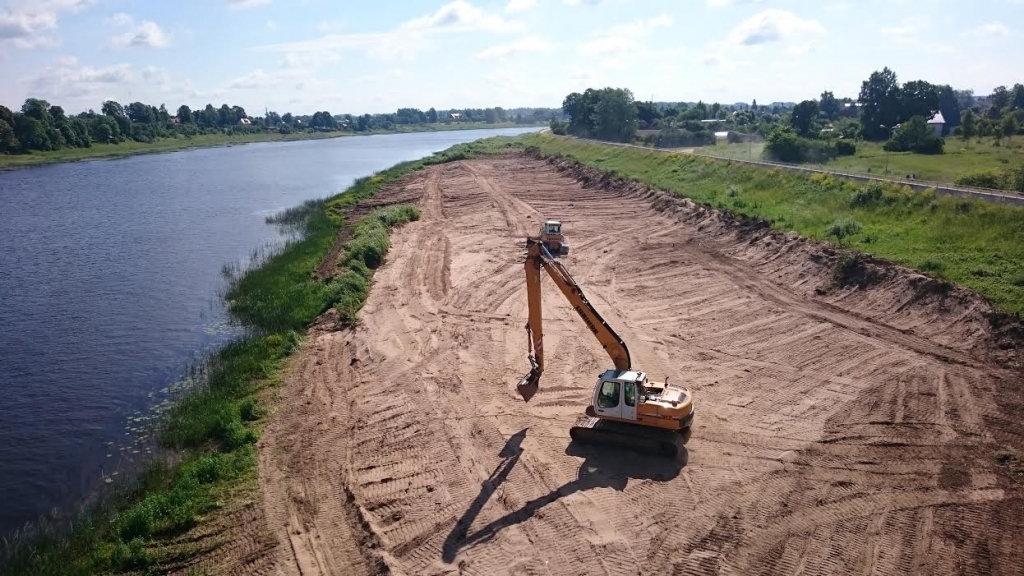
[250,153,1024,576]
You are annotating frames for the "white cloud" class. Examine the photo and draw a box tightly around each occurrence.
[0,0,94,51]
[106,12,134,26]
[505,0,537,12]
[880,17,955,54]
[578,14,672,54]
[402,0,522,33]
[475,35,552,59]
[564,0,602,5]
[256,1,521,62]
[725,9,824,46]
[962,22,1012,39]
[707,0,763,7]
[28,57,132,100]
[266,19,276,30]
[227,0,271,9]
[505,0,537,11]
[227,67,305,90]
[0,11,57,39]
[109,19,170,48]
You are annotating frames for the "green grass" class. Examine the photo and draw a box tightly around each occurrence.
[698,137,1024,186]
[523,133,1024,315]
[0,136,519,575]
[0,122,541,170]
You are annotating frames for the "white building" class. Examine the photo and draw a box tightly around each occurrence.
[927,111,945,137]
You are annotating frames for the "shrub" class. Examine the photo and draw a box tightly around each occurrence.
[726,131,744,144]
[849,182,894,208]
[955,169,1005,189]
[834,140,856,156]
[826,218,862,245]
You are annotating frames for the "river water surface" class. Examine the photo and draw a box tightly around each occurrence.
[0,127,539,536]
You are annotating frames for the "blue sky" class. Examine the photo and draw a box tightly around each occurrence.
[1,0,1020,115]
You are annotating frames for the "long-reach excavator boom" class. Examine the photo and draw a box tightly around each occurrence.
[516,238,630,402]
[513,237,695,458]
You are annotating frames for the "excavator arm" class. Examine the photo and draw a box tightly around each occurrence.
[516,238,631,402]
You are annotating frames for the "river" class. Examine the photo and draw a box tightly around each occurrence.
[0,127,539,537]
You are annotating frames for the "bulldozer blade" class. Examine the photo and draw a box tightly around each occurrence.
[516,370,540,402]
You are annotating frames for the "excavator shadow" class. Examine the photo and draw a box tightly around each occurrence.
[441,428,686,563]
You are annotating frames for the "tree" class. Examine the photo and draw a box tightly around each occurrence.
[858,67,901,140]
[991,85,1010,112]
[101,100,126,118]
[1003,114,1018,142]
[592,88,639,142]
[177,105,192,123]
[1012,83,1024,110]
[885,115,943,154]
[218,104,233,126]
[935,85,961,130]
[201,104,218,128]
[48,105,66,123]
[899,80,939,121]
[0,119,18,153]
[960,109,977,141]
[13,115,51,151]
[953,89,974,111]
[282,112,294,127]
[0,105,13,127]
[820,91,840,120]
[127,102,155,124]
[22,98,52,125]
[790,100,819,137]
[426,107,438,123]
[484,108,498,123]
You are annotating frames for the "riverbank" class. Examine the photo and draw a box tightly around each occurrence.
[0,137,517,575]
[0,122,541,171]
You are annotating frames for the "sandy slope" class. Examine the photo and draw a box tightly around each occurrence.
[254,153,1024,576]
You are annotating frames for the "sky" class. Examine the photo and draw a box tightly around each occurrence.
[0,0,1021,115]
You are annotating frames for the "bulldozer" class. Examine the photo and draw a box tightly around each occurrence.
[537,220,569,257]
[515,237,694,457]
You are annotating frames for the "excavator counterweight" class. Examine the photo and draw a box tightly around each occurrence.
[515,237,694,458]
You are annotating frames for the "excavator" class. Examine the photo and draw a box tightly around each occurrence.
[538,220,570,257]
[515,237,695,457]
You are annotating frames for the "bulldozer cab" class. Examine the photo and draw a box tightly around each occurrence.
[541,220,561,236]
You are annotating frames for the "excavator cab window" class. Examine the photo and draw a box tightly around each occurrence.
[624,381,636,407]
[598,380,620,408]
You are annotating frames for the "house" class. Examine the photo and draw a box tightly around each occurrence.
[714,131,729,141]
[449,112,462,121]
[239,117,252,125]
[926,111,945,137]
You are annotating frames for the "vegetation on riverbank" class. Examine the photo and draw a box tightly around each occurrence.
[521,133,1024,315]
[0,122,540,170]
[0,138,517,575]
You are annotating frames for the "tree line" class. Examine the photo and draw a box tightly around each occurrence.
[555,69,1024,166]
[0,99,555,155]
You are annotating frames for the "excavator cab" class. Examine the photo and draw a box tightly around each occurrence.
[539,220,569,256]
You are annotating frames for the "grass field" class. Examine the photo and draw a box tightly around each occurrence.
[0,122,540,170]
[697,136,1024,186]
[522,133,1024,315]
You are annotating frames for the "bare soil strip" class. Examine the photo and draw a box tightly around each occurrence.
[252,152,1024,576]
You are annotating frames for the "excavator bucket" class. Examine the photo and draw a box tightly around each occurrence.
[516,368,540,402]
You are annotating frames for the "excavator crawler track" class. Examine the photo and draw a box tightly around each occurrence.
[569,416,686,458]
